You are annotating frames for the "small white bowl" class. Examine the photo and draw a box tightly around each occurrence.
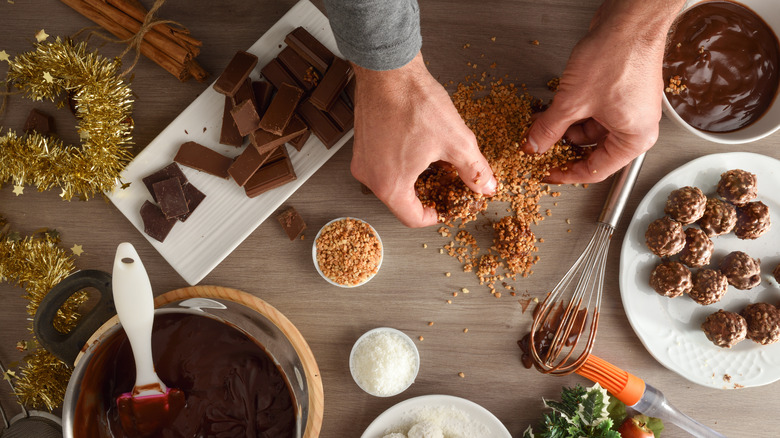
[349,327,420,397]
[311,217,383,288]
[662,0,780,144]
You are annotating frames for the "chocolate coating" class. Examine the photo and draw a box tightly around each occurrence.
[690,269,729,305]
[665,186,706,224]
[717,169,757,205]
[720,250,761,290]
[735,201,771,239]
[649,261,692,298]
[680,227,714,268]
[742,303,780,345]
[645,216,685,257]
[697,198,737,237]
[702,309,747,348]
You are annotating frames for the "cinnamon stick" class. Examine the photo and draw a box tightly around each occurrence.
[103,0,203,49]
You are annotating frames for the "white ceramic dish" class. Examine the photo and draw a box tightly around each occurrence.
[361,394,511,438]
[661,0,780,144]
[312,217,383,288]
[620,152,780,389]
[350,327,419,397]
[106,0,353,285]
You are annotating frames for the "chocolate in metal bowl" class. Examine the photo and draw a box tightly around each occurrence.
[33,274,323,437]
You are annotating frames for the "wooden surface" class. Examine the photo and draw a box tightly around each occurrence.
[1,0,778,436]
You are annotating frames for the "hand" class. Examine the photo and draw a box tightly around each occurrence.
[525,0,684,183]
[350,52,497,227]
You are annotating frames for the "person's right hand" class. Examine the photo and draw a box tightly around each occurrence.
[349,52,497,227]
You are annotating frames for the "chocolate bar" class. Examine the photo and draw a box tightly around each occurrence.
[173,141,233,179]
[140,200,177,242]
[142,163,188,202]
[24,108,54,135]
[284,27,335,74]
[244,153,296,198]
[327,97,354,131]
[252,81,274,114]
[231,78,257,107]
[213,51,258,96]
[259,83,303,135]
[310,58,353,111]
[220,96,244,147]
[345,78,356,107]
[178,182,206,222]
[251,115,308,154]
[153,177,189,219]
[229,144,284,187]
[277,207,306,240]
[288,129,311,151]
[278,46,319,91]
[231,99,262,136]
[261,58,302,90]
[296,99,344,149]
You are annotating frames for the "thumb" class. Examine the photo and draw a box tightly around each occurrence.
[524,104,581,155]
[445,143,497,197]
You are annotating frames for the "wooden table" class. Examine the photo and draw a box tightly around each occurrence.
[1,0,778,436]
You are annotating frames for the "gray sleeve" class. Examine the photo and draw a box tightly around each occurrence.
[322,0,421,71]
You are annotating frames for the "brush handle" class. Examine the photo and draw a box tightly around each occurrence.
[113,242,166,396]
[598,152,646,228]
[633,383,727,438]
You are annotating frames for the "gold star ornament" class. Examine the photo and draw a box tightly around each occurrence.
[0,50,9,62]
[42,71,54,83]
[35,29,49,42]
[13,185,24,196]
[71,244,84,256]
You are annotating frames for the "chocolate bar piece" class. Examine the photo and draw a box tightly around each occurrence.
[178,182,206,222]
[142,163,188,202]
[327,97,354,131]
[277,207,306,240]
[345,78,356,107]
[284,27,335,74]
[24,108,54,135]
[153,177,189,219]
[296,99,344,149]
[244,154,296,198]
[278,46,320,91]
[228,144,284,187]
[252,81,274,114]
[230,99,262,136]
[251,115,308,154]
[231,78,257,108]
[220,96,244,147]
[310,58,353,111]
[174,141,233,179]
[288,129,311,151]
[213,51,258,96]
[140,200,177,242]
[261,58,302,90]
[260,83,303,135]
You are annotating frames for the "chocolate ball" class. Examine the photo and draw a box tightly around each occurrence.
[719,251,761,290]
[679,227,714,268]
[689,269,728,305]
[649,261,692,298]
[665,186,706,224]
[742,303,780,345]
[701,309,747,348]
[697,198,737,237]
[734,201,771,240]
[717,169,757,205]
[645,217,685,257]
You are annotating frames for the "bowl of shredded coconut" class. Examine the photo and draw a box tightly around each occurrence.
[350,327,419,397]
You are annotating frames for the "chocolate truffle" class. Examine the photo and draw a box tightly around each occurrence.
[689,269,728,305]
[717,169,757,205]
[719,251,761,290]
[645,216,685,257]
[742,303,780,345]
[697,198,737,237]
[679,227,714,268]
[649,261,692,298]
[734,201,771,240]
[665,186,706,224]
[702,310,747,348]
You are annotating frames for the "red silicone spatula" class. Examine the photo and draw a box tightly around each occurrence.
[113,242,185,436]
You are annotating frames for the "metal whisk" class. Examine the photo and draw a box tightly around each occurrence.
[528,153,645,375]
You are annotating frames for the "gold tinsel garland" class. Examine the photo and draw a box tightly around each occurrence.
[0,38,134,200]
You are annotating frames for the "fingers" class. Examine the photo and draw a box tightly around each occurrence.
[444,149,497,197]
[564,119,609,146]
[524,102,583,155]
[383,186,440,228]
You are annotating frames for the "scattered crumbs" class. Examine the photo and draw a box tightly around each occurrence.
[439,248,444,254]
[582,183,589,189]
[428,321,434,326]
[445,272,451,277]
[452,291,458,297]
[490,36,496,42]
[463,43,471,49]
[480,53,485,58]
[418,336,424,341]
[202,127,207,133]
[538,238,544,243]
[494,292,502,298]
[566,218,571,224]
[467,61,472,67]
[734,383,744,389]
[553,202,558,206]
[422,243,428,248]
[458,372,466,378]
[461,288,469,294]
[592,170,597,174]
[530,39,540,46]
[278,44,282,48]
[300,234,305,240]
[15,340,27,351]
[446,300,452,304]
[463,328,468,333]
[490,62,497,69]
[425,60,430,66]
[545,209,552,216]
[532,297,539,303]
[723,374,731,382]
[184,129,189,135]
[472,64,478,69]
[676,42,682,48]
[567,229,572,233]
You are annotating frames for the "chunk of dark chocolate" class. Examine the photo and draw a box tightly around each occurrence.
[310,58,353,111]
[260,83,303,135]
[140,200,177,242]
[261,58,302,90]
[231,99,262,136]
[213,51,258,96]
[251,115,308,154]
[231,78,257,108]
[153,177,189,219]
[24,108,55,135]
[278,46,320,91]
[277,207,306,240]
[229,144,283,187]
[142,163,188,202]
[173,141,233,179]
[244,155,296,198]
[288,129,311,151]
[220,96,244,147]
[296,99,344,149]
[252,81,274,114]
[326,96,354,131]
[284,27,335,74]
[178,182,206,222]
[345,77,356,107]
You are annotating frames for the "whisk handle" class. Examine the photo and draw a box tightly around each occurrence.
[598,152,646,228]
[632,383,728,438]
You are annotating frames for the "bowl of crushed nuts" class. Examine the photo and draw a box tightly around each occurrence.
[312,217,383,287]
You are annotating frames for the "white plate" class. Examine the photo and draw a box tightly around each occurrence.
[620,152,780,389]
[107,0,353,285]
[361,394,511,438]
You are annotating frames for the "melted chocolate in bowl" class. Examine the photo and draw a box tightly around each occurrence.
[664,1,780,133]
[73,313,295,437]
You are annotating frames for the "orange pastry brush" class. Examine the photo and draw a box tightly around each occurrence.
[576,354,726,438]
